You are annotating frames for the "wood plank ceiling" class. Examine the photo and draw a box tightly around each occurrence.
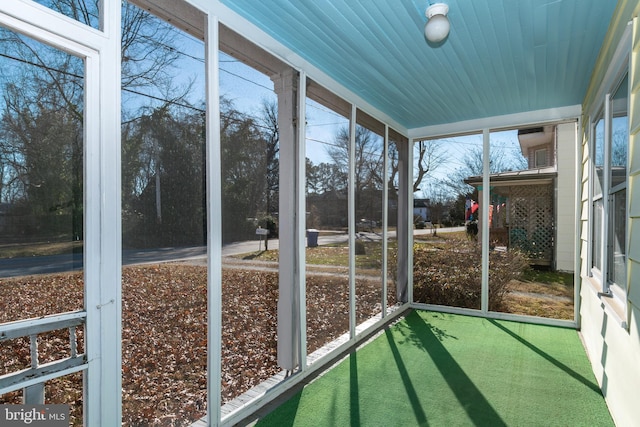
[219,0,618,130]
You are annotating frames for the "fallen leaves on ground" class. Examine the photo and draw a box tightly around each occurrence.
[1,263,394,426]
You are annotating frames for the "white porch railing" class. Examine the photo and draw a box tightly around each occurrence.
[0,311,87,403]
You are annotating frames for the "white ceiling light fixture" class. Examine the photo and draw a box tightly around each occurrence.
[424,3,450,44]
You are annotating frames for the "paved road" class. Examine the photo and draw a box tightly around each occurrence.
[414,226,465,237]
[0,247,208,278]
[221,231,350,256]
[0,253,84,278]
[0,227,465,277]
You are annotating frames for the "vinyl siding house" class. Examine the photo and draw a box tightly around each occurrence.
[413,198,431,223]
[1,1,640,426]
[465,123,576,270]
[578,7,640,425]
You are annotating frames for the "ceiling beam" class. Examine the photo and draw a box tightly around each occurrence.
[129,0,204,39]
[408,105,581,140]
[219,24,288,77]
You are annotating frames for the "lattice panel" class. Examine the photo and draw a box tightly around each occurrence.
[508,184,554,264]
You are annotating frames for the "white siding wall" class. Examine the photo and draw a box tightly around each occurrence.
[579,287,640,427]
[579,5,640,427]
[556,122,577,272]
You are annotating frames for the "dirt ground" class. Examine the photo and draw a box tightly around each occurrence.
[503,278,574,320]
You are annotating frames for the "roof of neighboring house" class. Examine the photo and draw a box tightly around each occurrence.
[464,166,557,186]
[517,125,555,156]
[413,198,431,208]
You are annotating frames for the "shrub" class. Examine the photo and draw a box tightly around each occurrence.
[412,239,528,310]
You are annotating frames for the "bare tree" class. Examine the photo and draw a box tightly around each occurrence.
[258,99,279,216]
[412,139,448,193]
[0,1,198,243]
[0,27,84,236]
[388,138,448,194]
[34,0,100,27]
[441,145,522,196]
[611,127,628,168]
[121,4,183,94]
[328,125,384,192]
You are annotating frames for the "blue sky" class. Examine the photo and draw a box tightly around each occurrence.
[131,15,534,202]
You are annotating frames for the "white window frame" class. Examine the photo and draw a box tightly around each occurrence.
[0,1,122,424]
[587,24,630,313]
[590,112,605,283]
[605,74,629,301]
[534,148,548,167]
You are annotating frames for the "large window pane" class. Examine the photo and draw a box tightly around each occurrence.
[33,0,100,30]
[608,74,628,289]
[488,130,533,315]
[0,26,84,421]
[611,74,629,178]
[592,198,604,272]
[120,4,207,424]
[488,128,574,320]
[386,131,404,311]
[412,134,481,311]
[593,117,605,197]
[304,94,350,357]
[218,52,280,404]
[609,189,626,286]
[354,110,385,330]
[591,116,605,274]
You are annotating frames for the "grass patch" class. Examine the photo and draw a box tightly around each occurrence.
[0,240,83,258]
[414,230,469,242]
[502,293,574,319]
[503,268,574,320]
[523,267,574,286]
[238,241,390,270]
[509,278,574,299]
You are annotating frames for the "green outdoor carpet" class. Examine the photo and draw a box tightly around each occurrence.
[257,310,613,427]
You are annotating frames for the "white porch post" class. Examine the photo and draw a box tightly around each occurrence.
[349,105,357,337]
[85,0,122,423]
[481,129,490,313]
[205,13,223,426]
[396,138,411,303]
[273,68,302,370]
[23,384,44,404]
[382,125,389,316]
[297,72,307,368]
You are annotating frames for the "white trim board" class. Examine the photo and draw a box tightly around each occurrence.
[409,105,582,140]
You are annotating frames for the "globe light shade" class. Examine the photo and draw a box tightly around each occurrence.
[424,3,450,44]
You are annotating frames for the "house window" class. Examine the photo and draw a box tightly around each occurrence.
[591,116,604,274]
[534,148,547,167]
[32,0,100,30]
[608,74,628,291]
[590,71,628,297]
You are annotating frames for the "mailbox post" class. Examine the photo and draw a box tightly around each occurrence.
[256,226,269,251]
